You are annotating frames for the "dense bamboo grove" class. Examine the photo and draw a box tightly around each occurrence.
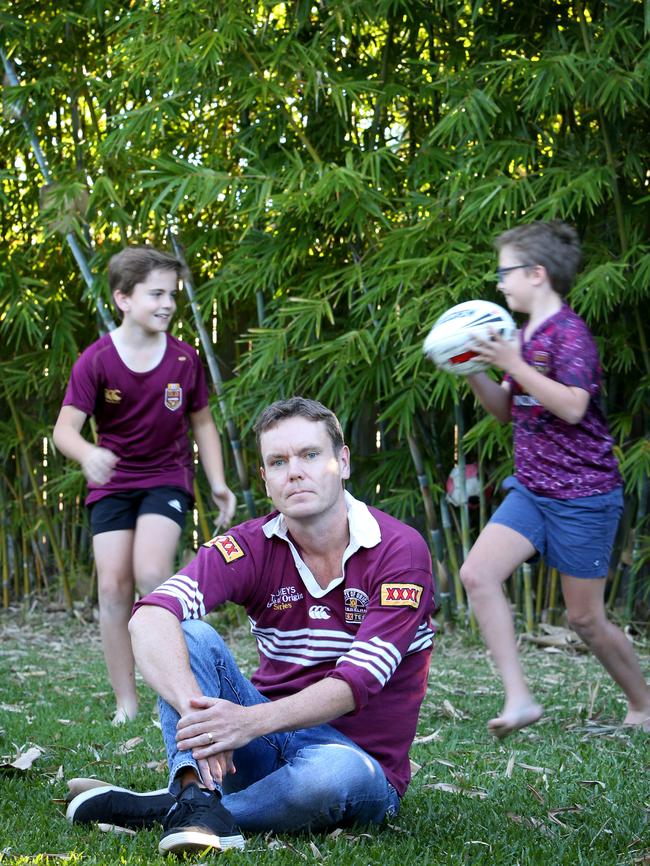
[1,1,648,625]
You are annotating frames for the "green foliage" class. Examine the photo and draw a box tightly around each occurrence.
[1,0,648,608]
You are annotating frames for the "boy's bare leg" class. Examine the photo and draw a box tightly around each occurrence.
[561,575,650,730]
[93,529,138,723]
[461,524,543,737]
[132,513,182,595]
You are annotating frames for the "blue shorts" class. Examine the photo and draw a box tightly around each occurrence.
[89,486,192,535]
[490,476,624,578]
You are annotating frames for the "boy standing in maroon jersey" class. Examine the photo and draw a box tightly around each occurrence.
[53,247,236,725]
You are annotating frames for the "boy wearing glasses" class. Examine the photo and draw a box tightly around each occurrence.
[459,220,650,737]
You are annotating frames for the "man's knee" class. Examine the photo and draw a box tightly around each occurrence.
[181,618,222,650]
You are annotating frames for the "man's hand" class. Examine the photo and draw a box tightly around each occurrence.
[81,446,119,485]
[176,696,255,789]
[211,485,237,530]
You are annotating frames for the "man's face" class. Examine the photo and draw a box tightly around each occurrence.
[259,417,350,522]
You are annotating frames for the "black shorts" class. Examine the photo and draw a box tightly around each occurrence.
[89,486,192,536]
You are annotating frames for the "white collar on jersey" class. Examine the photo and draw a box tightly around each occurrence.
[261,490,381,599]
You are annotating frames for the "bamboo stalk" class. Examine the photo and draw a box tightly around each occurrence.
[6,389,73,610]
[168,229,257,520]
[193,479,211,544]
[535,559,545,621]
[407,432,452,626]
[1,48,115,333]
[547,566,560,625]
[1,519,8,608]
[522,562,534,633]
[454,402,475,630]
[625,478,648,621]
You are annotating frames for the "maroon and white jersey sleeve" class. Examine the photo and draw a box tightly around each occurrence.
[327,568,433,710]
[132,529,260,620]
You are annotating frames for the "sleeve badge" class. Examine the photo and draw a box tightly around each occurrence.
[202,534,245,563]
[380,582,423,609]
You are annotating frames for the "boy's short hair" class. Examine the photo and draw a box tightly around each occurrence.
[254,397,345,456]
[108,246,185,298]
[495,221,582,296]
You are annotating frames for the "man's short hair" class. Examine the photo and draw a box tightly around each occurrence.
[495,221,582,296]
[108,246,185,298]
[254,397,345,456]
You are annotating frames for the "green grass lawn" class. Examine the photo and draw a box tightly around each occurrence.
[1,603,648,865]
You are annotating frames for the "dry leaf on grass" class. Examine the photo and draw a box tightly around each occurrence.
[442,699,469,721]
[547,805,583,827]
[409,759,422,776]
[309,841,323,859]
[0,745,43,772]
[526,783,545,803]
[507,812,555,838]
[116,736,143,754]
[413,728,442,744]
[425,782,488,799]
[517,762,554,775]
[0,702,24,714]
[577,779,605,789]
[97,823,136,836]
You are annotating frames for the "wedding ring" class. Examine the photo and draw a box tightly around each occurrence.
[207,731,214,744]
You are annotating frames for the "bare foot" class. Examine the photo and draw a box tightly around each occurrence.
[623,708,650,731]
[112,706,136,727]
[488,702,543,738]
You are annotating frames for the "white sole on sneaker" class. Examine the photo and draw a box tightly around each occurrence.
[66,786,170,822]
[158,829,246,855]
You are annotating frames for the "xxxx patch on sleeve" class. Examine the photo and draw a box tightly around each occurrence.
[380,582,423,608]
[202,534,245,563]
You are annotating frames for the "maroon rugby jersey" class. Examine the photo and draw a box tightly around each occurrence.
[504,305,621,498]
[133,493,436,796]
[62,332,209,504]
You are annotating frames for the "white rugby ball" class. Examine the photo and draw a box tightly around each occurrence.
[423,300,516,376]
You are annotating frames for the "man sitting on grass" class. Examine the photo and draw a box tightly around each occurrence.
[67,397,436,856]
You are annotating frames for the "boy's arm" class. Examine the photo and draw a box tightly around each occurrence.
[189,406,236,528]
[473,334,590,424]
[467,372,513,423]
[52,405,118,485]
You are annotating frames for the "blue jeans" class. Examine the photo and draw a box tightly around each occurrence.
[158,620,401,833]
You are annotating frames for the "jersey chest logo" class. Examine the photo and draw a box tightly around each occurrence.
[344,588,369,625]
[530,350,550,375]
[380,582,423,608]
[104,388,122,404]
[164,383,183,411]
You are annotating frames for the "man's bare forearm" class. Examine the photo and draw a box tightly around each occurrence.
[129,607,203,715]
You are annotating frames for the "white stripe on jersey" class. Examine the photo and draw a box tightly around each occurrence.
[342,645,397,683]
[340,653,391,686]
[155,574,206,620]
[408,622,435,654]
[249,619,428,687]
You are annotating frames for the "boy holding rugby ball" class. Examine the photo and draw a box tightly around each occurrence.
[461,221,650,737]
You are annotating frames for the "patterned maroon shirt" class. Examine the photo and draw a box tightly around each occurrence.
[504,305,621,499]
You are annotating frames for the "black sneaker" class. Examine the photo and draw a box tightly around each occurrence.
[66,785,174,829]
[158,783,245,856]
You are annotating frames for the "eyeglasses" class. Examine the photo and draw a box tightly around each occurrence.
[496,264,532,281]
